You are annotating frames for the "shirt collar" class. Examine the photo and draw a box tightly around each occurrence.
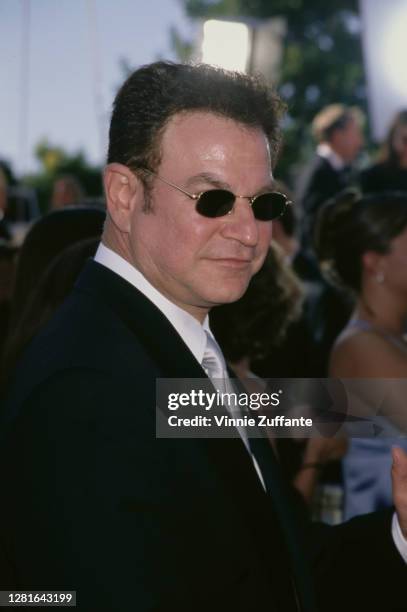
[94,243,210,364]
[317,143,346,171]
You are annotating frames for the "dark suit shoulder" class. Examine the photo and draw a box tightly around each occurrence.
[296,155,346,220]
[2,264,171,423]
[311,510,406,612]
[296,155,337,195]
[4,295,145,407]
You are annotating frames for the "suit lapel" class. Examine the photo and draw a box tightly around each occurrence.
[75,260,206,379]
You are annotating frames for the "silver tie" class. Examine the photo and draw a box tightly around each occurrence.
[202,331,227,392]
[202,330,266,489]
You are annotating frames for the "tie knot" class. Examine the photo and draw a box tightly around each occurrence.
[202,331,226,380]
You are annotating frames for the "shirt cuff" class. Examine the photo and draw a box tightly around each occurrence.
[391,512,407,563]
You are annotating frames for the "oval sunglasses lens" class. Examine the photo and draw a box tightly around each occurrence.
[252,193,287,220]
[196,190,235,217]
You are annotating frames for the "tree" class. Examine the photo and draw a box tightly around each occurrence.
[175,0,366,184]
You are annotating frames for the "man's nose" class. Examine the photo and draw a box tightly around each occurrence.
[220,198,260,247]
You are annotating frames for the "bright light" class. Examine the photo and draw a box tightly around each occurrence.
[382,8,407,99]
[360,0,407,140]
[201,20,251,72]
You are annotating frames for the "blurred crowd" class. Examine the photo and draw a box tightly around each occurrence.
[1,103,407,524]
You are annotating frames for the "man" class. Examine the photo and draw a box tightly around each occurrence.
[0,63,406,612]
[50,175,85,210]
[296,103,364,252]
[294,106,365,373]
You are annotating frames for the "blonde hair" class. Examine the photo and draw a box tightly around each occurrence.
[312,104,363,143]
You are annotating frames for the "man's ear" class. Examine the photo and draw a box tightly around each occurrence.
[103,163,140,233]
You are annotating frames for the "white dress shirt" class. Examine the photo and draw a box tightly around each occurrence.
[94,243,407,562]
[316,143,346,171]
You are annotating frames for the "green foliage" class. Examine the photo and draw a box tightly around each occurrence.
[23,139,103,213]
[169,26,195,63]
[176,0,366,184]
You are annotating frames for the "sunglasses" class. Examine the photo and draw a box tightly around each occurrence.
[140,169,290,221]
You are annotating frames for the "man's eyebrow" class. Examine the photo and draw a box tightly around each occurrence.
[184,172,276,193]
[184,173,231,190]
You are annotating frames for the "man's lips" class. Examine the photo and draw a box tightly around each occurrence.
[207,257,253,268]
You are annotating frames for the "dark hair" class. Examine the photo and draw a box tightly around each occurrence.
[1,237,99,389]
[381,109,407,166]
[9,206,105,331]
[314,189,407,292]
[107,61,285,176]
[210,244,303,364]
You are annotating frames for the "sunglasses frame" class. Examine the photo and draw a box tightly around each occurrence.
[139,168,291,221]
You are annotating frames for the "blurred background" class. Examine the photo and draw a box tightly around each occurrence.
[1,0,407,217]
[0,0,407,214]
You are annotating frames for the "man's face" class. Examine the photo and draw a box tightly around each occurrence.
[333,118,363,163]
[128,111,274,320]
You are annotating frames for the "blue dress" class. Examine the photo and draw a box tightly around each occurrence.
[340,320,407,519]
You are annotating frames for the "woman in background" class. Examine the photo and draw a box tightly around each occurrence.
[211,244,346,512]
[315,189,407,518]
[359,109,407,194]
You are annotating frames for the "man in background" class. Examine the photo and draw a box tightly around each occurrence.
[51,174,85,209]
[296,104,364,275]
[294,105,365,372]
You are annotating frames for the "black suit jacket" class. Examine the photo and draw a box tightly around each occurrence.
[296,154,351,247]
[0,262,405,611]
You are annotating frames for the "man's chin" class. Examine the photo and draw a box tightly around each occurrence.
[203,282,251,307]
